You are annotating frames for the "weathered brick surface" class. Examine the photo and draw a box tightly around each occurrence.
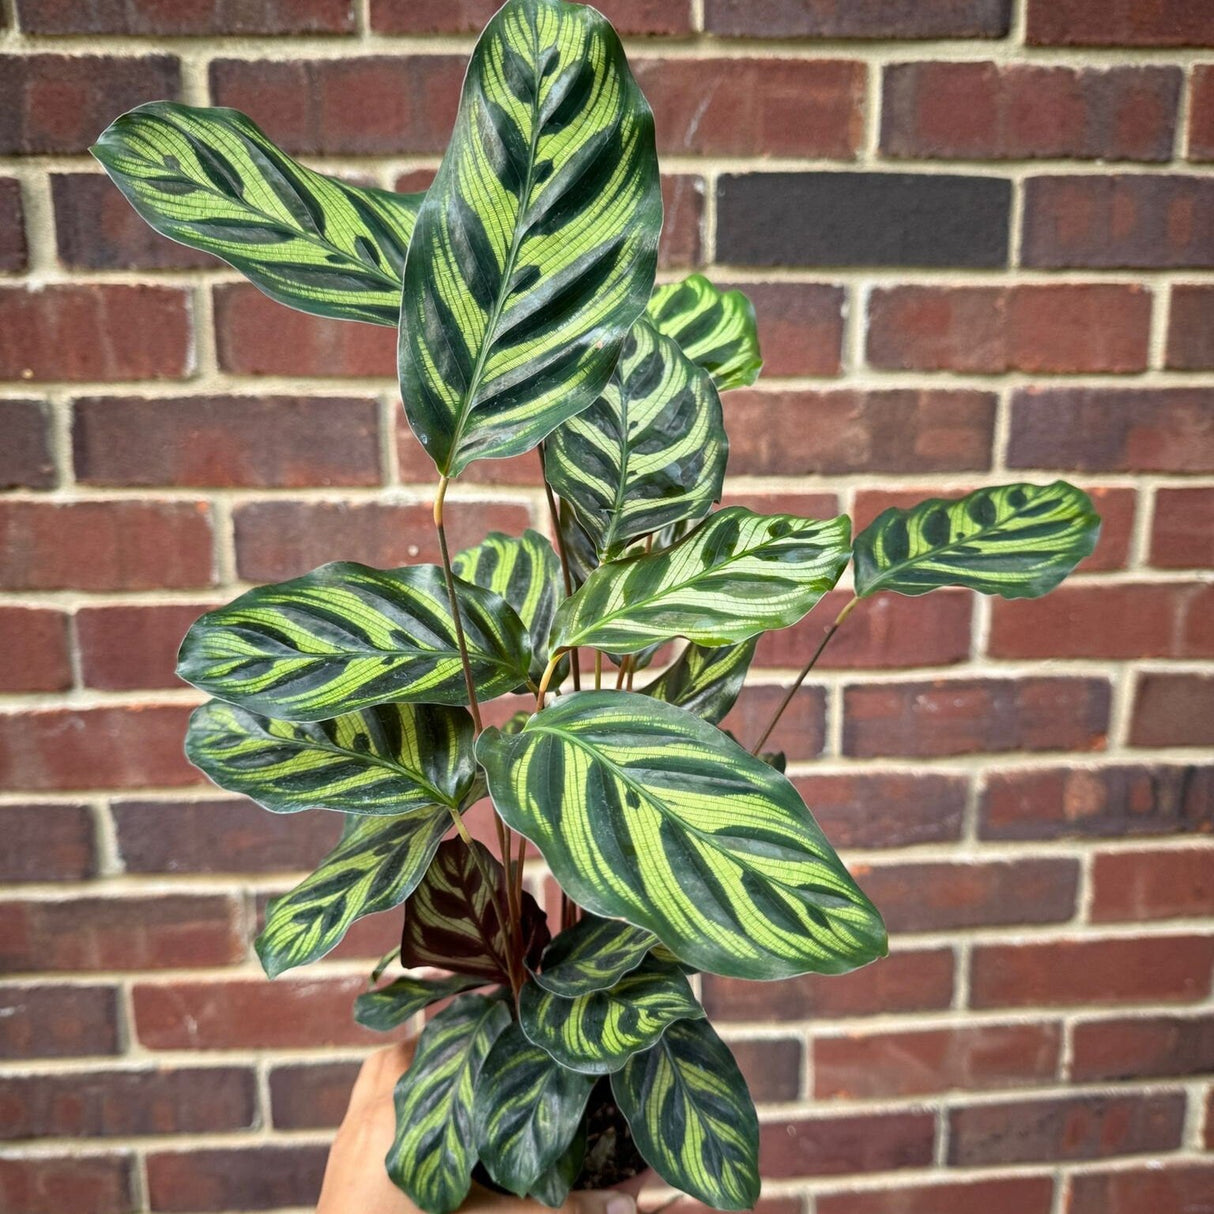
[760,1112,935,1177]
[0,1153,136,1214]
[0,802,95,881]
[1090,848,1214,922]
[1192,66,1214,160]
[1166,284,1214,369]
[704,0,1012,39]
[77,602,211,690]
[0,607,71,693]
[372,0,694,35]
[1071,1013,1214,1082]
[1027,0,1214,47]
[268,1060,360,1129]
[1151,487,1214,567]
[792,773,968,848]
[1068,1165,1214,1214]
[0,400,55,490]
[20,0,354,34]
[0,984,120,1058]
[0,178,28,271]
[145,1145,328,1212]
[817,1179,1055,1214]
[1131,674,1214,748]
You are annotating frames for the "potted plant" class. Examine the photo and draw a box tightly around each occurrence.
[93,1,1100,1209]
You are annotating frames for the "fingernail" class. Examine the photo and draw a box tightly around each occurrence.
[606,1195,635,1214]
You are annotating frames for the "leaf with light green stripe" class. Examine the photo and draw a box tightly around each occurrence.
[641,639,756,725]
[473,1022,594,1195]
[534,913,657,997]
[478,691,887,980]
[453,530,564,682]
[612,1018,759,1211]
[519,959,703,1074]
[550,507,851,655]
[387,994,512,1214]
[184,699,477,816]
[255,811,450,978]
[646,274,762,392]
[528,1126,585,1208]
[355,973,485,1032]
[544,317,726,559]
[177,562,531,721]
[93,101,422,325]
[397,0,662,477]
[854,481,1100,600]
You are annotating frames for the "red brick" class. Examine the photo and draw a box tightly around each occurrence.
[372,0,694,34]
[0,177,27,270]
[0,1067,256,1138]
[73,396,381,488]
[1132,673,1214,748]
[0,984,120,1058]
[0,608,71,693]
[704,0,1011,39]
[720,489,840,521]
[209,56,465,155]
[883,63,1180,161]
[760,1112,935,1178]
[951,1092,1185,1166]
[146,1145,328,1213]
[1008,388,1214,473]
[1166,284,1214,369]
[0,894,241,972]
[0,501,213,591]
[1091,847,1214,922]
[114,798,342,874]
[133,976,381,1049]
[725,390,995,476]
[19,0,354,33]
[0,285,191,381]
[0,54,179,154]
[77,603,211,691]
[814,1023,1061,1099]
[269,1060,359,1129]
[1151,487,1214,567]
[867,284,1151,373]
[970,935,1214,1008]
[1207,1091,1214,1149]
[1070,1166,1214,1214]
[792,773,968,849]
[990,583,1214,661]
[0,704,202,791]
[719,282,844,377]
[0,400,54,490]
[1028,0,1214,46]
[397,417,545,486]
[856,858,1080,932]
[660,173,704,269]
[1023,176,1214,268]
[0,803,95,881]
[233,499,533,582]
[702,948,954,1020]
[0,1154,136,1214]
[721,684,826,762]
[727,1037,803,1103]
[634,58,863,158]
[1191,66,1214,160]
[818,1178,1055,1214]
[1072,1013,1214,1082]
[844,677,1110,759]
[981,764,1214,841]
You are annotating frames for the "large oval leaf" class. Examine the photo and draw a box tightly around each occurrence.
[355,973,485,1032]
[519,959,703,1074]
[93,101,421,325]
[473,1022,594,1195]
[646,274,762,392]
[641,639,756,725]
[177,562,531,721]
[387,994,512,1214]
[478,691,887,980]
[612,1018,759,1211]
[854,481,1100,599]
[256,811,450,978]
[534,913,657,997]
[544,317,727,559]
[397,0,662,477]
[550,507,851,654]
[185,699,476,816]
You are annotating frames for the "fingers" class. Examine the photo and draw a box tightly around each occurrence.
[459,1183,636,1214]
[564,1190,637,1214]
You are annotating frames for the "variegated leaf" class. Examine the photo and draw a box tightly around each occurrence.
[397,0,662,477]
[534,913,657,997]
[528,1125,585,1208]
[177,562,531,721]
[641,639,756,725]
[355,973,485,1032]
[93,101,421,324]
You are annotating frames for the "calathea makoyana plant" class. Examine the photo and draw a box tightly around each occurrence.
[94,1,1101,1210]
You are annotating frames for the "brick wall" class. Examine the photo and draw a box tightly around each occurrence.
[1,1,1212,1212]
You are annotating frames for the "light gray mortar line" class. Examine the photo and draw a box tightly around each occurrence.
[1149,282,1175,372]
[1010,0,1029,45]
[92,793,125,877]
[355,0,372,39]
[933,1105,949,1167]
[702,167,717,265]
[191,281,218,380]
[20,165,59,273]
[1177,64,1197,163]
[1049,1169,1068,1214]
[378,392,401,486]
[1073,851,1096,935]
[1107,664,1137,753]
[131,1151,151,1214]
[691,0,705,35]
[952,942,970,1012]
[971,593,993,669]
[864,60,883,162]
[842,280,867,376]
[177,50,211,107]
[1190,1080,1213,1149]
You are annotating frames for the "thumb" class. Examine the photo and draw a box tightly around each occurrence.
[565,1191,637,1214]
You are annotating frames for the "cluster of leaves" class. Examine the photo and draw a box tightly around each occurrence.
[94,1,1101,1210]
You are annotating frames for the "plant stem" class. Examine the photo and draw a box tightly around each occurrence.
[594,650,603,690]
[750,595,862,755]
[535,650,564,710]
[538,443,580,691]
[433,477,483,734]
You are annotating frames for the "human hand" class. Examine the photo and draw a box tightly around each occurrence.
[317,1041,638,1214]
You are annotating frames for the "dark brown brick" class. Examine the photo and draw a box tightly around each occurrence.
[0,54,179,154]
[720,282,845,377]
[372,0,694,34]
[883,63,1181,161]
[1151,487,1214,568]
[1191,66,1214,160]
[1166,284,1214,369]
[726,1038,803,1104]
[704,0,1012,39]
[970,935,1214,1008]
[815,1023,1061,1099]
[269,1060,359,1129]
[73,396,381,488]
[146,1145,328,1212]
[659,173,704,269]
[981,764,1214,841]
[720,684,826,762]
[1091,847,1214,922]
[0,803,95,881]
[760,1112,935,1178]
[0,400,54,490]
[77,603,212,691]
[792,773,968,849]
[0,286,191,382]
[1069,1165,1214,1214]
[949,1092,1186,1165]
[0,608,71,693]
[1023,176,1214,268]
[1008,388,1214,473]
[18,0,355,33]
[818,1178,1055,1214]
[1027,0,1214,46]
[0,177,27,271]
[0,984,120,1058]
[844,677,1110,758]
[1072,1013,1214,1082]
[0,501,214,591]
[1131,674,1214,748]
[0,1154,136,1214]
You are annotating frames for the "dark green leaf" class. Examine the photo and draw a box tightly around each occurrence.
[528,1126,586,1208]
[534,913,657,997]
[641,639,756,725]
[646,274,762,391]
[355,973,485,1032]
